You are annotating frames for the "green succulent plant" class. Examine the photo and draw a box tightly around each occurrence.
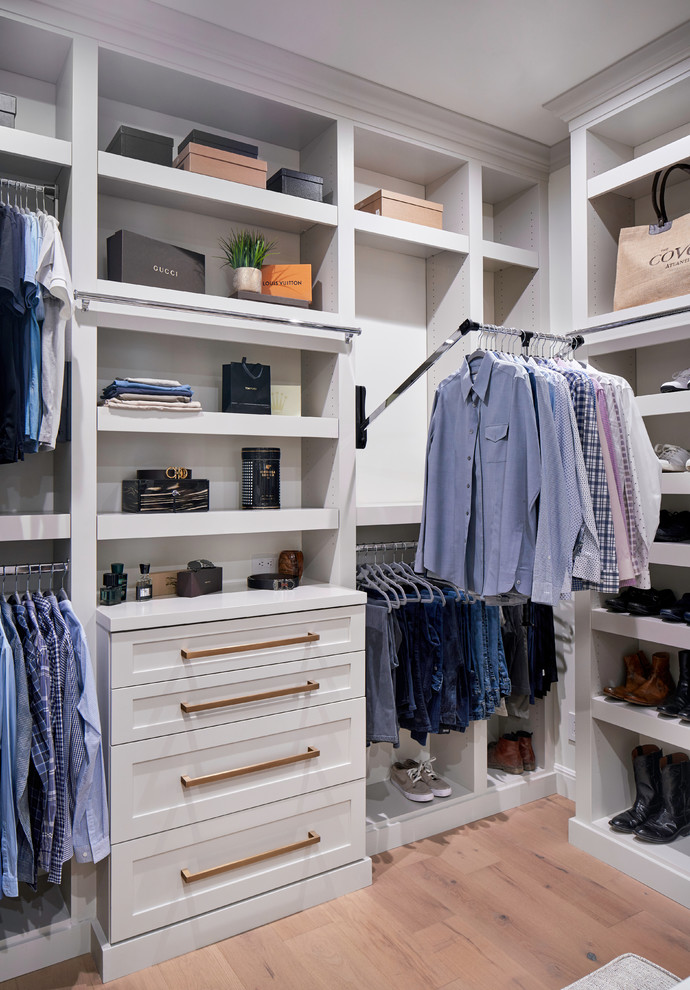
[219,229,277,270]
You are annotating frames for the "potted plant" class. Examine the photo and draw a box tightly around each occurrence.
[219,228,277,294]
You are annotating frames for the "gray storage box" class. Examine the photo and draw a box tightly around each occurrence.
[0,93,17,129]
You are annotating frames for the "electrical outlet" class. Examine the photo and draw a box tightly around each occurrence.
[251,555,277,573]
[568,711,576,743]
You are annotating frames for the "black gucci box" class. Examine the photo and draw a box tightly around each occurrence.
[122,478,209,513]
[107,229,205,294]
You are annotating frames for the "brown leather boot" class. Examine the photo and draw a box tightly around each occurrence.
[603,651,650,700]
[488,734,524,774]
[621,652,675,707]
[516,730,536,771]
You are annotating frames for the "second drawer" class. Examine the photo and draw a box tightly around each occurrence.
[109,698,366,842]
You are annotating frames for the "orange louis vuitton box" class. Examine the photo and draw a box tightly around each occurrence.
[261,264,312,302]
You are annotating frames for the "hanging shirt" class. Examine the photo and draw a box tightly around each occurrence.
[416,351,540,599]
[0,616,18,897]
[36,215,73,451]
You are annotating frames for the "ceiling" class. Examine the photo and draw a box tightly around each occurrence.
[152,0,690,147]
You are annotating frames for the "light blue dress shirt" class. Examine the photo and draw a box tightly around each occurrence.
[417,351,540,600]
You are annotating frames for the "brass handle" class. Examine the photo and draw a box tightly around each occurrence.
[181,746,320,788]
[180,680,319,714]
[181,632,320,660]
[181,831,320,884]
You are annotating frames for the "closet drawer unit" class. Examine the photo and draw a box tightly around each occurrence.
[109,698,365,842]
[108,779,365,943]
[110,651,364,743]
[109,606,365,688]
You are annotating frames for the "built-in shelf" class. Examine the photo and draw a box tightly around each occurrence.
[0,128,71,181]
[97,407,338,439]
[356,503,422,527]
[0,513,70,542]
[588,134,690,202]
[582,306,690,355]
[591,607,690,650]
[96,507,338,541]
[662,474,690,495]
[481,240,539,272]
[98,152,337,234]
[648,542,690,567]
[636,392,690,417]
[592,695,690,750]
[353,212,469,259]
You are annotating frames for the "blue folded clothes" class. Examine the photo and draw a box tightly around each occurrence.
[102,378,194,399]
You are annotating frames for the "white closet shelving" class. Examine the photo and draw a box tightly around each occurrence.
[554,44,690,909]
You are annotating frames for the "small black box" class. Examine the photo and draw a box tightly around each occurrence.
[267,168,323,202]
[178,129,258,159]
[176,565,223,597]
[222,359,271,415]
[122,478,209,513]
[106,125,174,166]
[107,229,205,294]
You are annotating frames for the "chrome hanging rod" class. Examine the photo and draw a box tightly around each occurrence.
[0,177,58,215]
[1,561,69,577]
[356,541,418,554]
[576,302,690,336]
[73,291,362,340]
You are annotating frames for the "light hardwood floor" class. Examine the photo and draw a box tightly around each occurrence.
[4,795,690,990]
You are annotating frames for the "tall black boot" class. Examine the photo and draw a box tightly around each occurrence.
[608,745,662,833]
[658,651,690,716]
[634,753,690,844]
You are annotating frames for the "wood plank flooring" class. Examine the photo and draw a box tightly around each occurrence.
[3,795,690,990]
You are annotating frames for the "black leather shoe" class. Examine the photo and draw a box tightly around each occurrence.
[660,594,690,622]
[604,587,645,613]
[634,754,690,844]
[627,588,676,617]
[655,510,690,543]
[609,745,662,833]
[658,651,690,716]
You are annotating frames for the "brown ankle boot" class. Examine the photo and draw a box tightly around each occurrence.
[621,653,675,707]
[488,734,524,774]
[516,730,536,771]
[603,651,650,700]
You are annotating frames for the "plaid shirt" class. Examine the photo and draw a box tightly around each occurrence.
[558,368,619,593]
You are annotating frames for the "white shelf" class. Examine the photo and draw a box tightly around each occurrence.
[582,306,690,355]
[353,211,469,259]
[356,503,422,527]
[592,695,690,750]
[482,240,539,272]
[97,407,338,439]
[662,474,690,495]
[0,513,70,542]
[95,582,365,632]
[591,607,690,650]
[96,507,338,541]
[588,134,690,202]
[648,542,690,567]
[0,127,71,181]
[636,391,690,417]
[77,283,353,353]
[98,152,337,234]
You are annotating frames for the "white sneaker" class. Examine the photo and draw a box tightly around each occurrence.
[661,368,690,392]
[655,443,690,472]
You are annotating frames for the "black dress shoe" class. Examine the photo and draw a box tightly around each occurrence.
[660,593,690,622]
[627,588,676,617]
[655,510,690,543]
[604,587,644,613]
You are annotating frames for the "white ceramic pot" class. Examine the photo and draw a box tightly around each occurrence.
[234,267,262,293]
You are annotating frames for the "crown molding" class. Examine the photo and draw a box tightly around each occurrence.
[549,138,570,172]
[544,20,690,125]
[5,0,552,177]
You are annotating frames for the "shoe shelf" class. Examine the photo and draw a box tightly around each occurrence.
[636,392,690,417]
[356,503,422,527]
[648,542,690,567]
[97,407,338,440]
[0,513,71,542]
[96,507,339,541]
[592,696,690,751]
[662,475,690,495]
[591,608,690,650]
[98,152,337,235]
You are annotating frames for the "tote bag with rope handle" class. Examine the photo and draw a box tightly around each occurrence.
[613,162,690,311]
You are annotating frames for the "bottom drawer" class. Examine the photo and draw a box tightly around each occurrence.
[109,779,365,943]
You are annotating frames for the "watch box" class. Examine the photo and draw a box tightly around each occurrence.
[107,229,206,294]
[106,126,174,166]
[121,478,209,513]
[176,565,223,597]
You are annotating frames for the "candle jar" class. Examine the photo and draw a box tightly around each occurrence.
[278,550,303,580]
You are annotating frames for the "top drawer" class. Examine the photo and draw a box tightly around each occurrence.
[108,606,365,688]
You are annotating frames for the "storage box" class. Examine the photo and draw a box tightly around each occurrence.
[0,93,17,128]
[150,569,179,597]
[106,125,174,166]
[121,478,209,513]
[178,130,258,159]
[176,565,223,597]
[267,168,323,202]
[271,385,301,416]
[173,143,267,188]
[355,189,443,229]
[261,264,312,302]
[107,229,205,294]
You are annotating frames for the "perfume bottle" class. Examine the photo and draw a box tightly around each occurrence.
[136,563,153,602]
[99,572,121,606]
[110,562,128,601]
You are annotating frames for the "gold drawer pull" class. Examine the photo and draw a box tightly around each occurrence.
[181,632,320,660]
[181,746,320,788]
[180,680,319,714]
[181,831,320,884]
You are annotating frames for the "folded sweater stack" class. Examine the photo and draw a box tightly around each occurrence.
[100,377,202,412]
